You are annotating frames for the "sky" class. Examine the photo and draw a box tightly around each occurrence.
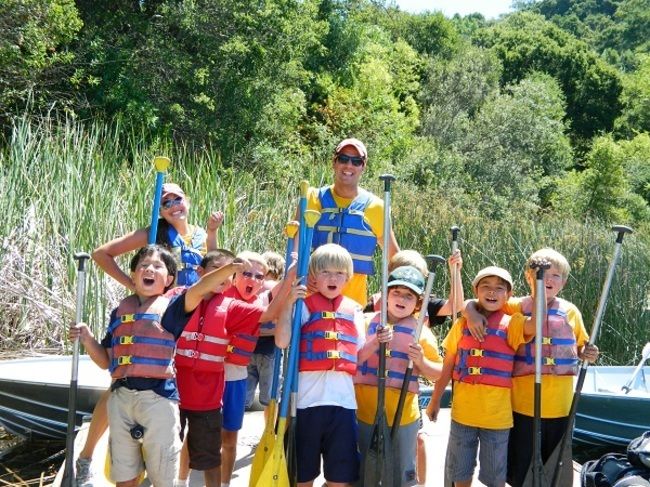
[395,0,514,19]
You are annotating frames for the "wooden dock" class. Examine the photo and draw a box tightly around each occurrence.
[53,405,581,486]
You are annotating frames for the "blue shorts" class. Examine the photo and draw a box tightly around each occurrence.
[445,420,509,486]
[222,379,247,431]
[296,406,360,483]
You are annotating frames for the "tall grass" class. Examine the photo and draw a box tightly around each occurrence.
[1,117,648,364]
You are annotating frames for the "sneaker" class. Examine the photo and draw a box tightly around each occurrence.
[75,457,94,487]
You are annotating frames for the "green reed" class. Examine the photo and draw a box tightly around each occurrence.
[1,117,648,364]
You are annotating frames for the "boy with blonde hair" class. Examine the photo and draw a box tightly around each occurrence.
[276,243,392,487]
[427,267,535,487]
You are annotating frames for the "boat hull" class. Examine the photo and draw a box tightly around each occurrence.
[0,355,110,440]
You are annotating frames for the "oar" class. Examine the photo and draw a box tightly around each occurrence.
[287,181,310,487]
[363,174,396,487]
[391,254,445,437]
[249,221,299,487]
[255,208,320,487]
[548,224,633,487]
[529,260,551,487]
[450,225,460,323]
[62,252,91,487]
[622,342,650,393]
[147,156,171,244]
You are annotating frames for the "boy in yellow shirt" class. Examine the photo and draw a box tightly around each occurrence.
[427,267,534,487]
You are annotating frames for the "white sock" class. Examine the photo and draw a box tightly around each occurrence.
[173,481,188,487]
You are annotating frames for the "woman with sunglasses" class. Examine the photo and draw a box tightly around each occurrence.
[92,182,223,292]
[307,137,400,307]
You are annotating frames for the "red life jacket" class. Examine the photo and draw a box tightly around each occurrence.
[222,287,261,367]
[299,293,359,375]
[452,311,515,388]
[108,295,174,379]
[175,295,231,373]
[513,297,579,376]
[355,312,420,394]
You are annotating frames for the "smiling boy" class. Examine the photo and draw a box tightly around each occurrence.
[426,267,534,487]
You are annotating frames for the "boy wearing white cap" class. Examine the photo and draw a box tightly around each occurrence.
[307,137,400,307]
[426,267,535,487]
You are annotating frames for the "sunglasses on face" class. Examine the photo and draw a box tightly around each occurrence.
[242,271,265,281]
[336,154,365,167]
[162,196,183,209]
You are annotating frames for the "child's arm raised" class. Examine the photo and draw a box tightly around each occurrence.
[183,259,248,312]
[68,322,110,369]
[426,352,454,422]
[436,249,465,317]
[205,211,224,252]
[274,281,307,349]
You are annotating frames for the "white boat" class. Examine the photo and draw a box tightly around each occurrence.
[0,355,110,440]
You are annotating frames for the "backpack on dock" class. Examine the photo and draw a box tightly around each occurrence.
[581,432,650,487]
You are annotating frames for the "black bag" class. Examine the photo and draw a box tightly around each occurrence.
[582,431,650,487]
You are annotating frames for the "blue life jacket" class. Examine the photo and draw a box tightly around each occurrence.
[167,225,206,286]
[311,187,377,275]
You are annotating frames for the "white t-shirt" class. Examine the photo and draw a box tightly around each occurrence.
[295,303,366,410]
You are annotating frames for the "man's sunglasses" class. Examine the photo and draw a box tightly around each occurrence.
[162,196,183,209]
[336,154,365,167]
[242,271,265,281]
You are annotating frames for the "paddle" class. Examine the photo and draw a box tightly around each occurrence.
[622,342,650,393]
[529,260,551,487]
[287,181,309,487]
[450,225,460,323]
[147,156,171,244]
[546,225,633,487]
[255,207,320,487]
[363,174,396,487]
[249,221,299,487]
[62,252,91,487]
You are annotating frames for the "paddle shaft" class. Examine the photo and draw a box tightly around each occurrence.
[450,226,460,322]
[550,225,633,487]
[391,255,445,438]
[148,157,170,244]
[62,252,91,487]
[532,263,550,487]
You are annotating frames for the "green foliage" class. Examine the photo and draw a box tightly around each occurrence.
[615,54,650,137]
[474,11,624,142]
[0,0,82,120]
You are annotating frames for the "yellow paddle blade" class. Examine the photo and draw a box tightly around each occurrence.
[104,444,146,485]
[249,401,278,486]
[255,444,289,487]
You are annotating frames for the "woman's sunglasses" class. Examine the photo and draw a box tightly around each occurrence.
[162,196,183,209]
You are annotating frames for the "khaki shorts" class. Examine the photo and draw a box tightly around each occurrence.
[107,388,181,486]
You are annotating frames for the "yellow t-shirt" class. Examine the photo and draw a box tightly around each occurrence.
[307,186,384,307]
[355,325,442,426]
[443,313,527,430]
[504,297,589,418]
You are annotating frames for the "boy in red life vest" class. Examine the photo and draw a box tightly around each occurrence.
[463,249,599,487]
[355,265,445,487]
[426,266,536,487]
[275,243,392,487]
[69,245,182,487]
[221,250,287,487]
[172,249,290,487]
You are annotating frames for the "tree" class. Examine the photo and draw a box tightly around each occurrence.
[474,12,623,143]
[615,54,650,137]
[0,0,82,123]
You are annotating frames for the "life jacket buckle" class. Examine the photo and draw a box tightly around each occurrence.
[227,345,234,353]
[119,335,134,345]
[121,314,135,323]
[543,357,556,365]
[195,333,205,341]
[326,350,341,359]
[321,312,336,320]
[542,336,553,345]
[469,348,484,357]
[467,367,482,375]
[118,355,133,365]
[324,330,340,340]
[385,348,393,357]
